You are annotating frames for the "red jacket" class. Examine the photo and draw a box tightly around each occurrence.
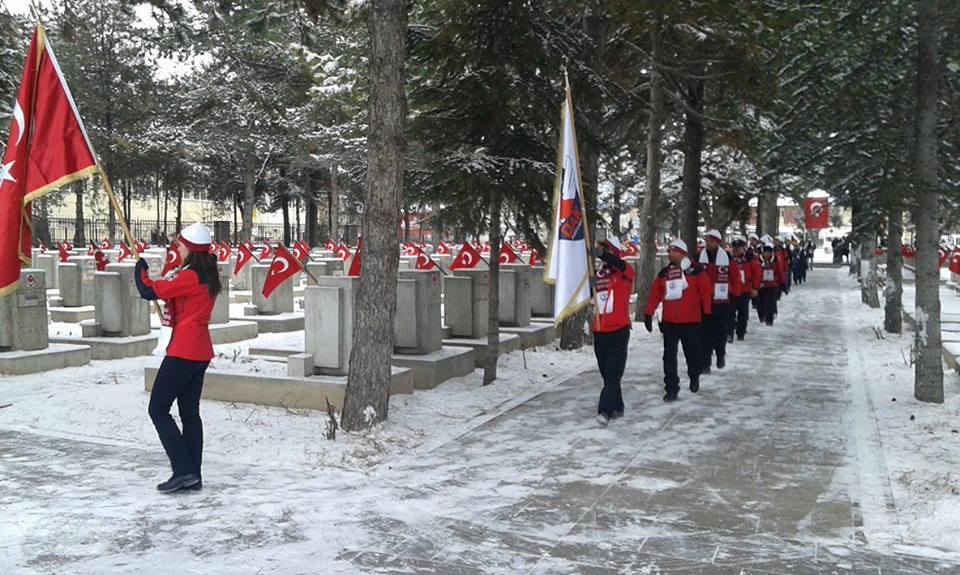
[141,268,216,361]
[593,260,635,333]
[734,252,762,293]
[775,249,789,284]
[758,256,785,288]
[698,248,741,303]
[645,262,712,324]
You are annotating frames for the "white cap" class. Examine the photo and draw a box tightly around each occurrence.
[178,222,212,252]
[668,239,688,254]
[748,233,760,242]
[705,229,722,242]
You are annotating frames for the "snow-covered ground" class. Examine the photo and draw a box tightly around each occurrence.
[2,267,960,573]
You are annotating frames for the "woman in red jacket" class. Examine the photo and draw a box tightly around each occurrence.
[644,239,712,402]
[591,237,635,426]
[135,223,221,493]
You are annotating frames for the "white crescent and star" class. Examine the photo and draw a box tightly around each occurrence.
[273,258,290,274]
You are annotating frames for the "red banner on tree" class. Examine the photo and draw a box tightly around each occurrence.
[803,197,829,230]
[0,27,100,296]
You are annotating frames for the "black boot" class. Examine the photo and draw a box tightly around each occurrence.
[157,473,200,494]
[185,479,203,491]
[663,393,679,402]
[716,355,726,369]
[689,376,700,393]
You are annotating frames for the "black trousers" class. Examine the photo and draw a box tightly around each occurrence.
[757,287,779,325]
[149,356,210,478]
[661,322,701,396]
[728,293,751,339]
[594,326,629,416]
[702,303,731,367]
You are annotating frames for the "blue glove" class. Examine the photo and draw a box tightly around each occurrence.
[134,258,158,301]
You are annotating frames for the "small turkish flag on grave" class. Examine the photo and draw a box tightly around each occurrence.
[436,242,450,255]
[414,246,438,271]
[234,242,254,275]
[100,239,112,250]
[950,248,960,274]
[258,243,273,261]
[450,242,482,270]
[336,243,352,261]
[161,242,182,276]
[901,245,915,259]
[325,239,336,251]
[528,249,541,266]
[91,243,108,271]
[347,240,362,276]
[117,241,131,262]
[939,246,949,267]
[499,243,520,264]
[57,241,70,263]
[38,240,46,253]
[262,243,301,298]
[218,241,231,262]
[291,241,308,262]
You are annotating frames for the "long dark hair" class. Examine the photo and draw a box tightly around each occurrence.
[183,250,222,298]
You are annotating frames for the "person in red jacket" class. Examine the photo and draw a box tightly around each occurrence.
[591,236,635,426]
[135,223,222,494]
[644,239,712,402]
[698,230,740,372]
[728,238,760,341]
[757,243,784,326]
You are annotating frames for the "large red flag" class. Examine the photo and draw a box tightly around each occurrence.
[234,242,254,275]
[262,243,301,298]
[804,197,829,230]
[0,27,99,296]
[450,242,482,270]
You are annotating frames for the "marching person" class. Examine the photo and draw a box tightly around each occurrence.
[729,238,760,342]
[591,236,635,426]
[135,223,221,493]
[644,239,712,402]
[756,242,784,326]
[698,230,740,372]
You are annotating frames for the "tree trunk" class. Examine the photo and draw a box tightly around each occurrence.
[758,187,779,238]
[860,235,880,308]
[175,184,184,232]
[611,168,622,236]
[342,0,407,431]
[241,153,256,241]
[154,172,161,243]
[483,192,502,385]
[163,185,169,240]
[884,204,903,333]
[403,205,411,242]
[914,0,943,403]
[305,171,317,246]
[74,180,86,245]
[282,192,291,246]
[635,18,665,320]
[329,166,340,241]
[295,197,301,241]
[678,79,704,250]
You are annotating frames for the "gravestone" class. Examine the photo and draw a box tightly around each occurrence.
[0,269,48,351]
[211,262,231,325]
[394,269,442,354]
[445,269,488,339]
[529,265,555,317]
[250,264,294,315]
[66,255,97,306]
[304,276,360,376]
[499,263,531,327]
[91,263,151,337]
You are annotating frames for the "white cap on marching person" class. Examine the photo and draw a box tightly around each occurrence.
[704,229,722,242]
[668,239,688,255]
[749,232,760,242]
[178,222,212,252]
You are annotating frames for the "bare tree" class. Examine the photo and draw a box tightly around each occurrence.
[342,0,408,430]
[884,204,903,333]
[913,0,943,404]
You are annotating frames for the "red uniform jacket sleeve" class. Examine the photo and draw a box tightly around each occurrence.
[645,275,665,316]
[142,269,201,301]
[752,259,763,290]
[698,271,712,316]
[729,259,742,297]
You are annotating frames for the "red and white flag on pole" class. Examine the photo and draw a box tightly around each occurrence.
[335,242,352,261]
[291,241,308,262]
[449,242,482,270]
[161,242,182,276]
[414,245,438,271]
[347,240,362,276]
[56,241,70,263]
[262,243,301,298]
[117,241,131,263]
[234,242,254,275]
[0,26,99,296]
[545,75,592,325]
[499,243,520,264]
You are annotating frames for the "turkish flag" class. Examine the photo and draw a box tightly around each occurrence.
[325,239,336,251]
[38,239,46,253]
[258,243,273,261]
[347,240,362,276]
[901,245,915,259]
[414,246,438,271]
[804,197,829,230]
[950,248,960,274]
[91,243,108,271]
[482,242,491,254]
[86,243,95,256]
[450,242,482,270]
[499,243,520,264]
[528,250,541,266]
[297,240,311,261]
[117,241,131,263]
[335,243,351,261]
[161,242,182,276]
[100,239,112,250]
[234,242,254,275]
[436,242,450,255]
[939,247,949,267]
[57,241,69,263]
[262,243,301,298]
[216,241,229,262]
[291,241,308,262]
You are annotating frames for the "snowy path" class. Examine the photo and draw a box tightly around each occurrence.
[2,268,959,573]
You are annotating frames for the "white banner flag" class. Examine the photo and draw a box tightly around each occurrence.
[544,77,592,325]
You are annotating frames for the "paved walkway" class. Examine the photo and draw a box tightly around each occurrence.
[2,269,957,574]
